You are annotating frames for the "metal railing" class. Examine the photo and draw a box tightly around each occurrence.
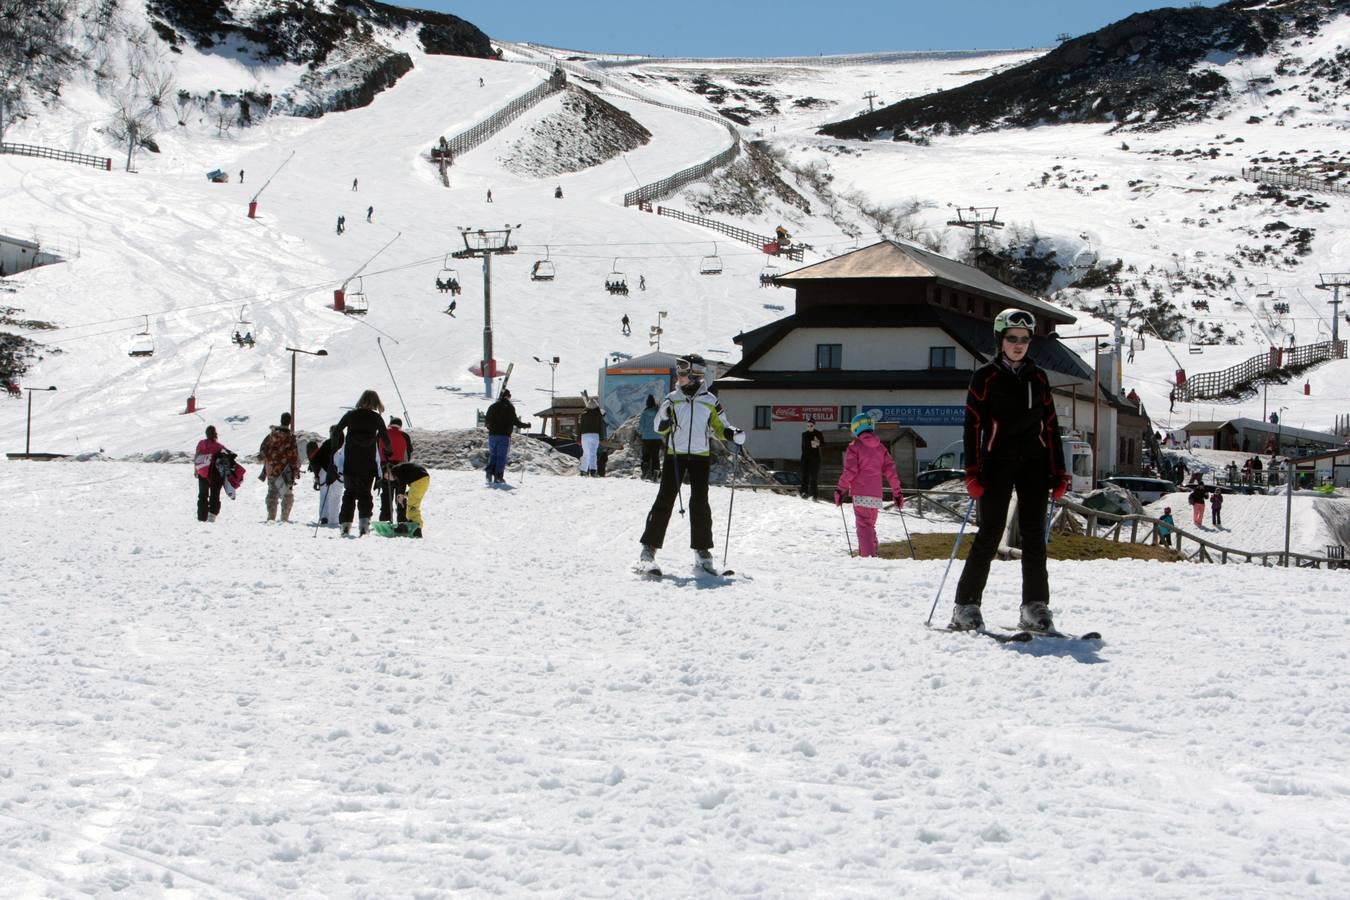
[1,142,111,171]
[436,68,567,160]
[1242,167,1350,197]
[655,206,804,261]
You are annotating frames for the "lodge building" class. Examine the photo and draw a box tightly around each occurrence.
[713,240,1133,479]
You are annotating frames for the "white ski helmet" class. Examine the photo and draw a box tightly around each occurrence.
[993,308,1036,335]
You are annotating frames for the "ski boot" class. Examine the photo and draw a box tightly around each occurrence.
[694,549,719,575]
[636,545,660,576]
[1018,602,1055,633]
[358,517,371,537]
[949,602,984,632]
[341,523,351,536]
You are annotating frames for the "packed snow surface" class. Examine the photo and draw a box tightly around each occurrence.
[2,461,1349,897]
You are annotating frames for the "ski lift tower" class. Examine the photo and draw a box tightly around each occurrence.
[1315,272,1349,350]
[946,206,1004,255]
[453,225,519,397]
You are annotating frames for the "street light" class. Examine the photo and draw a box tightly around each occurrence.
[532,355,560,404]
[24,385,57,456]
[285,347,328,433]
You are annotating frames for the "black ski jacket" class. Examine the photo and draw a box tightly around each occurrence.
[334,408,390,468]
[485,398,528,436]
[963,356,1066,482]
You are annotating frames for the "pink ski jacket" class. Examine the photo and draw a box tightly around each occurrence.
[836,432,903,508]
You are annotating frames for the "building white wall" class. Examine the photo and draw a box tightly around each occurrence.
[757,327,980,371]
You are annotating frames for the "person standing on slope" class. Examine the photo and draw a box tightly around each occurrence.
[483,389,529,485]
[258,411,300,523]
[378,416,414,523]
[578,396,606,477]
[799,418,823,500]
[638,356,745,574]
[194,425,226,522]
[1188,483,1207,528]
[333,390,391,536]
[949,309,1070,633]
[638,394,663,481]
[834,413,904,558]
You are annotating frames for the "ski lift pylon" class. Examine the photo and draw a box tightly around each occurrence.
[531,245,556,282]
[699,242,723,276]
[127,315,155,357]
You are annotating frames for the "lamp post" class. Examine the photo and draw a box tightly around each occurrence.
[532,355,559,404]
[649,311,668,351]
[24,385,57,456]
[285,347,328,433]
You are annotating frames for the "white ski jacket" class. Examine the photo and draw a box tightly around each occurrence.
[657,383,737,457]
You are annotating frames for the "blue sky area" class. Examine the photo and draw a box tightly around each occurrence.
[400,1,1228,57]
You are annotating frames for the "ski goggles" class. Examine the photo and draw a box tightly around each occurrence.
[1003,310,1035,329]
[675,358,701,377]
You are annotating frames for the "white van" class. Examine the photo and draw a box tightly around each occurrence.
[929,437,1094,494]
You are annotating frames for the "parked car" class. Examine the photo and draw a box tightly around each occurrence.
[767,469,801,488]
[915,468,966,490]
[1097,475,1180,504]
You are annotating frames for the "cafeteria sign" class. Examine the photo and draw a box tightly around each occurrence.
[771,405,838,423]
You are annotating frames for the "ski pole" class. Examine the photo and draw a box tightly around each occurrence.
[926,498,976,626]
[314,482,327,538]
[839,501,854,557]
[667,431,685,517]
[721,443,739,571]
[896,493,916,559]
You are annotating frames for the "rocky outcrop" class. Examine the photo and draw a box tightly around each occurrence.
[819,0,1347,138]
[500,86,651,177]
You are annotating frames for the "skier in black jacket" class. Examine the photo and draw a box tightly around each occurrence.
[333,389,391,536]
[484,389,529,484]
[950,308,1070,634]
[799,419,823,499]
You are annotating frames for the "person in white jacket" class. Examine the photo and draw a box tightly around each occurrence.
[638,356,745,573]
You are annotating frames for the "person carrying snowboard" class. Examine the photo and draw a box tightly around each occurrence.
[194,425,226,522]
[949,308,1070,633]
[638,355,745,575]
[834,413,904,558]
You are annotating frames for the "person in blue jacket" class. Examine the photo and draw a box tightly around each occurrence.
[638,394,662,481]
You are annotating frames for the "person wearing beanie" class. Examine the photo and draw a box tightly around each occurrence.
[834,413,904,557]
[379,415,414,523]
[258,411,300,522]
[950,308,1070,634]
[578,395,606,477]
[1159,506,1175,547]
[483,388,529,485]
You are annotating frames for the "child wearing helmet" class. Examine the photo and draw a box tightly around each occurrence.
[835,413,905,557]
[1158,506,1175,547]
[950,308,1071,634]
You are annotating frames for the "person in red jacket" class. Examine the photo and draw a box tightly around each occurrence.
[379,416,414,522]
[950,309,1070,634]
[194,425,225,522]
[834,413,904,557]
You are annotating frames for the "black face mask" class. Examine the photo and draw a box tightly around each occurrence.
[680,379,701,396]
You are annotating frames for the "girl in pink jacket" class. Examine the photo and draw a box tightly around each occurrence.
[835,414,904,557]
[194,425,225,522]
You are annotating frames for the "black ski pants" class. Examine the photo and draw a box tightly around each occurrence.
[378,477,406,523]
[641,453,713,551]
[641,439,662,480]
[956,455,1051,608]
[196,473,221,521]
[800,454,820,498]
[340,456,378,524]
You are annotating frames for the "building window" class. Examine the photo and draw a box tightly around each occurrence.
[753,406,771,430]
[966,295,975,314]
[839,405,856,427]
[816,344,842,370]
[929,346,956,369]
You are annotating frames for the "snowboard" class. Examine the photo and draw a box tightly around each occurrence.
[370,521,418,538]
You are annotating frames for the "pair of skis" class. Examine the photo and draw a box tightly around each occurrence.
[635,560,735,579]
[945,625,1102,643]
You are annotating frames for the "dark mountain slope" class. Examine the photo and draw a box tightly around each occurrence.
[819,0,1348,139]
